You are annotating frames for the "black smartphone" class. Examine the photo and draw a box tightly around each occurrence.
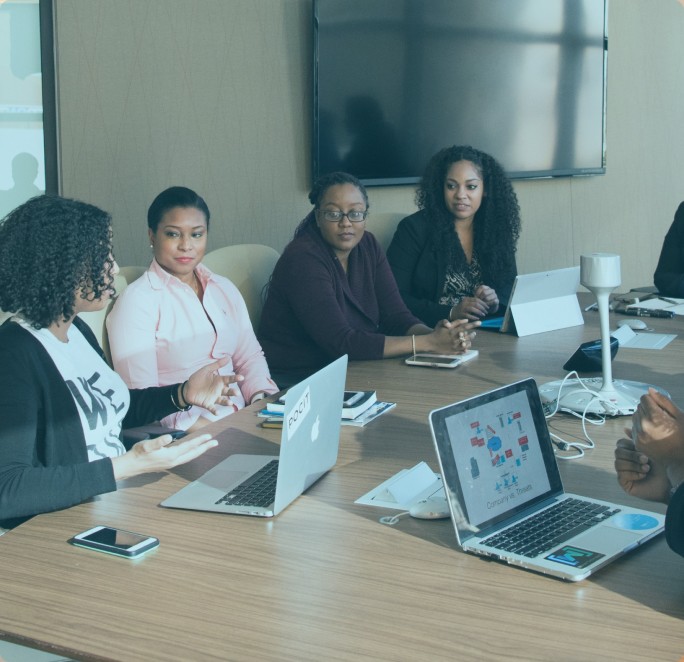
[68,525,159,558]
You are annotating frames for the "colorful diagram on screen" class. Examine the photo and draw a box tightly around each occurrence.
[467,409,531,494]
[446,389,551,526]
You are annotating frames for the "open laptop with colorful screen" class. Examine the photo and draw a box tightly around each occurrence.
[161,355,347,517]
[429,379,664,581]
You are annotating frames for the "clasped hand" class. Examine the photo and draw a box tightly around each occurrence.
[614,434,671,504]
[614,389,684,503]
[433,318,480,354]
[631,388,684,464]
[450,285,499,321]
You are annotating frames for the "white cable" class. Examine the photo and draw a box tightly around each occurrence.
[544,371,614,459]
[379,511,410,526]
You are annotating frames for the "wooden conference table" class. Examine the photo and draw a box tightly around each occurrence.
[1,308,683,661]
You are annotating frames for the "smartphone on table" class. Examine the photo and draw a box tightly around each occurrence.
[405,350,478,369]
[68,525,159,558]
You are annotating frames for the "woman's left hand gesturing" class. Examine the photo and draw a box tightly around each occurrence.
[181,357,244,414]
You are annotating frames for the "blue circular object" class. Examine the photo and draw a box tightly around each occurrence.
[612,513,660,531]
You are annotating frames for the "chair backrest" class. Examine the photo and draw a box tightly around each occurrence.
[368,211,409,250]
[118,265,147,286]
[78,273,128,365]
[202,244,280,330]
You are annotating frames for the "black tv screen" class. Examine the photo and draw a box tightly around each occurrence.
[313,0,607,185]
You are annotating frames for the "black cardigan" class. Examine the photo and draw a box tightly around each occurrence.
[0,317,180,529]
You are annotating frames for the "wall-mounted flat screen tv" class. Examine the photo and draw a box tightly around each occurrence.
[313,0,607,186]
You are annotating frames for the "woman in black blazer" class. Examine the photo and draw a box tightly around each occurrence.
[387,145,521,327]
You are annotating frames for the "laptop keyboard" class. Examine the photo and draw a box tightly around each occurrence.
[215,459,279,508]
[481,497,621,558]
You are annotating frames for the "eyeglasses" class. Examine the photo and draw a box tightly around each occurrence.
[316,209,368,223]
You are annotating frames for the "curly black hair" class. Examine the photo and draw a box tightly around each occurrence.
[0,195,114,329]
[416,145,521,275]
[294,172,369,238]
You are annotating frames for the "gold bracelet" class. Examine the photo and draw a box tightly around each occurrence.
[411,334,416,356]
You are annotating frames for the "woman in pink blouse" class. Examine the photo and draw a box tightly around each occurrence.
[107,186,278,431]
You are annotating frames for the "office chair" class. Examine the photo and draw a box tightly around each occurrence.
[79,272,128,365]
[118,265,147,286]
[202,244,280,330]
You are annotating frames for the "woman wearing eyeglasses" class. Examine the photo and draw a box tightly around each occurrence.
[258,172,478,387]
[106,186,278,432]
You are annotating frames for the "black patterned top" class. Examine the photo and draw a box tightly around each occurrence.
[438,253,483,306]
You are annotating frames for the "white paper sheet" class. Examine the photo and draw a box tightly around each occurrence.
[612,324,676,349]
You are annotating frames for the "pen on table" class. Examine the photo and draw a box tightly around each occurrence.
[621,307,675,318]
[658,297,679,305]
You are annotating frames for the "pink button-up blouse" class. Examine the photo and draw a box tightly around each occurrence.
[106,260,277,430]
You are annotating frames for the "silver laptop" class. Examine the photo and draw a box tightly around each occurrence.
[161,355,347,517]
[499,266,584,336]
[429,379,665,581]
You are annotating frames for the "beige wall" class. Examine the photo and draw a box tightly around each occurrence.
[54,0,684,290]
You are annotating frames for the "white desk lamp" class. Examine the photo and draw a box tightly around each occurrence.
[538,253,654,416]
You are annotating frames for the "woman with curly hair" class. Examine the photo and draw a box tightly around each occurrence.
[386,145,521,327]
[0,195,237,530]
[258,171,479,387]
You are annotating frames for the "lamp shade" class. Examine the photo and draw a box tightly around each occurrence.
[580,253,621,290]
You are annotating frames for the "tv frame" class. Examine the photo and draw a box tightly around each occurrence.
[312,0,608,187]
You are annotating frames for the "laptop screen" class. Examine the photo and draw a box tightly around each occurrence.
[430,379,563,543]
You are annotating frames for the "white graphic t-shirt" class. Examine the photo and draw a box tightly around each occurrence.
[20,320,130,460]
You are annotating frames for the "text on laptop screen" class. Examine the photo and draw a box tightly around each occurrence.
[444,389,551,527]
